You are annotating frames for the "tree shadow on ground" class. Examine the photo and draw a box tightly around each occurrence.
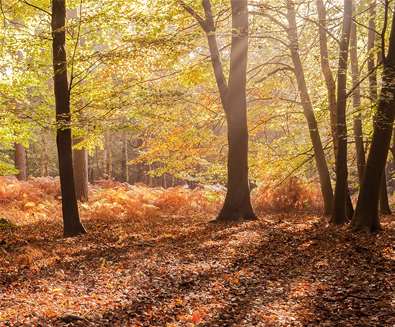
[1,214,394,326]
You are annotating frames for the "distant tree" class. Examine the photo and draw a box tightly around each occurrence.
[181,0,256,221]
[14,143,27,181]
[52,0,86,236]
[73,138,89,202]
[121,132,129,183]
[352,1,395,232]
[331,0,353,225]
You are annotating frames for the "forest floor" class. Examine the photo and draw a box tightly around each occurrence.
[0,178,394,326]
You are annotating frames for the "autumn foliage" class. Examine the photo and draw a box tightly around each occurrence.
[0,176,325,227]
[253,177,323,213]
[0,176,326,230]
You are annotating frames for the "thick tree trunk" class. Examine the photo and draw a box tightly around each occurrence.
[331,0,353,225]
[14,143,27,181]
[216,0,255,221]
[73,138,89,202]
[350,17,365,184]
[181,0,255,220]
[52,0,86,237]
[352,6,395,232]
[286,0,333,215]
[366,1,391,214]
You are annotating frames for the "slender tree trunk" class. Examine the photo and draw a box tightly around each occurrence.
[73,137,89,202]
[331,0,353,225]
[181,0,255,220]
[316,0,337,153]
[352,4,395,232]
[121,132,129,183]
[350,17,365,184]
[40,132,49,176]
[367,0,377,102]
[14,143,27,181]
[52,0,86,237]
[286,0,333,215]
[104,131,112,179]
[379,173,391,214]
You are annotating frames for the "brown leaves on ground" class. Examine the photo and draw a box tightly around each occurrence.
[0,179,394,326]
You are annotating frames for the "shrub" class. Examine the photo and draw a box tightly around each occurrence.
[252,177,322,213]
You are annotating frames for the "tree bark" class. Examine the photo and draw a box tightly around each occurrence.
[379,173,391,214]
[73,137,89,202]
[366,0,391,214]
[181,0,256,221]
[316,0,337,153]
[216,0,255,221]
[121,132,129,183]
[286,0,333,215]
[40,132,49,176]
[52,0,86,237]
[103,131,112,179]
[331,0,353,225]
[350,17,365,184]
[14,143,27,181]
[352,4,395,232]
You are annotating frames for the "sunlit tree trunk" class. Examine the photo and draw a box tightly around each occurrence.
[331,0,353,225]
[40,132,49,176]
[14,143,27,181]
[181,0,256,221]
[216,0,255,221]
[52,0,86,237]
[73,137,89,202]
[103,131,112,179]
[352,3,395,232]
[316,0,337,153]
[350,17,365,184]
[121,132,129,183]
[286,0,333,215]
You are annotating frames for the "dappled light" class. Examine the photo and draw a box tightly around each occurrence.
[1,0,395,325]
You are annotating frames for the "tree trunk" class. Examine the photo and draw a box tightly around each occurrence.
[352,5,395,232]
[52,0,86,237]
[350,16,365,184]
[286,0,333,215]
[181,0,255,220]
[331,0,353,225]
[121,132,129,183]
[14,143,27,181]
[316,0,337,153]
[215,0,255,221]
[380,171,392,214]
[366,0,391,214]
[103,132,112,179]
[40,132,49,176]
[73,138,89,202]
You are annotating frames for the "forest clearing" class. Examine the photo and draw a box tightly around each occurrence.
[1,0,395,325]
